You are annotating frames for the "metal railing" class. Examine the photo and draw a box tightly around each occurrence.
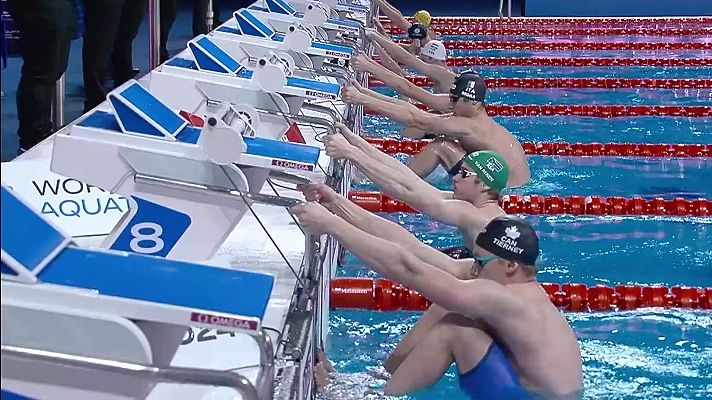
[499,0,513,17]
[52,74,66,129]
[2,344,260,400]
[148,0,161,70]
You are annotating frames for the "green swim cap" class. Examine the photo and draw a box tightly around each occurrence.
[462,151,509,192]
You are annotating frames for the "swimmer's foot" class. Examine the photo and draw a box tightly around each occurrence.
[366,365,391,381]
[315,349,336,391]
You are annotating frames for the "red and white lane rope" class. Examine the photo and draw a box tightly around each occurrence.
[383,25,712,36]
[384,16,712,26]
[348,191,712,217]
[441,56,712,67]
[394,39,712,51]
[331,278,712,312]
[363,138,712,158]
[368,77,712,89]
[364,104,712,117]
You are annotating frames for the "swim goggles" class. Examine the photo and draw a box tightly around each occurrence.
[475,254,498,267]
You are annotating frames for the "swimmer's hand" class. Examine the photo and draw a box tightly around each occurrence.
[290,202,337,235]
[324,133,357,159]
[348,79,366,93]
[334,121,356,136]
[297,182,338,204]
[352,54,373,73]
[364,27,379,39]
[341,84,366,105]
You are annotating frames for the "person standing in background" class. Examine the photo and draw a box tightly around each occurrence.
[6,0,76,154]
[81,0,146,113]
[160,0,180,63]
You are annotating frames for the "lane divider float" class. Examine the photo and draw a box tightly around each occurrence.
[348,191,712,217]
[364,104,712,117]
[368,77,712,89]
[330,278,712,312]
[383,25,712,36]
[394,39,712,51]
[440,56,712,67]
[383,16,712,26]
[363,137,712,158]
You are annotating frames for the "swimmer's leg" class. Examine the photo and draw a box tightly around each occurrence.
[384,312,493,396]
[407,138,467,178]
[384,304,450,373]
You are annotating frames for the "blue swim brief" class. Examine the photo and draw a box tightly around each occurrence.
[458,341,530,400]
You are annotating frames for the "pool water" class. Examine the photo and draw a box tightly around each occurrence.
[322,31,712,400]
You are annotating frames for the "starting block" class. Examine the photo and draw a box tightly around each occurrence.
[1,184,275,399]
[151,34,342,116]
[213,8,354,61]
[51,79,317,261]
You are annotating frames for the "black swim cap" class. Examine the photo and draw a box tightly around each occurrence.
[475,216,539,266]
[407,23,428,40]
[449,71,487,103]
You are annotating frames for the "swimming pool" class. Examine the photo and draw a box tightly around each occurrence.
[322,29,712,400]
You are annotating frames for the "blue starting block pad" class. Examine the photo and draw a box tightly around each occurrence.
[1,185,71,282]
[108,82,188,140]
[170,34,341,98]
[1,185,274,328]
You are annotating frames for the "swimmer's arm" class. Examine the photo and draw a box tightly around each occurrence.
[370,32,430,72]
[373,0,411,32]
[407,111,475,138]
[364,56,451,112]
[346,142,487,231]
[326,194,472,275]
[371,33,452,83]
[372,41,404,76]
[327,221,525,322]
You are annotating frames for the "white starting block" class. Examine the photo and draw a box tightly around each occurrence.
[1,185,275,399]
[245,0,362,40]
[212,8,353,62]
[153,34,342,116]
[274,0,369,18]
[50,79,316,261]
[242,0,363,41]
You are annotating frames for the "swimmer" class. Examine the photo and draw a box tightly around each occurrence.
[372,0,438,53]
[321,124,525,375]
[342,72,531,187]
[291,201,584,399]
[364,28,452,93]
[352,47,452,112]
[325,123,508,253]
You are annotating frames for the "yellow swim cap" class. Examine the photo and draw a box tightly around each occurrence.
[414,10,432,27]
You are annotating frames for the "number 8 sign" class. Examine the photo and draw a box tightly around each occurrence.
[108,197,191,258]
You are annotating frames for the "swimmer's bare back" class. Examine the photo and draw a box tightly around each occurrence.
[457,113,531,187]
[499,283,584,397]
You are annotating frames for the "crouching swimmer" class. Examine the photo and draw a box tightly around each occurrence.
[292,200,584,399]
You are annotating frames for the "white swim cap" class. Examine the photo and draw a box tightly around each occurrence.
[420,40,447,61]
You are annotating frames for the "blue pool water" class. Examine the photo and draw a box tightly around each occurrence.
[374,86,712,105]
[352,156,712,198]
[326,214,712,400]
[365,115,712,144]
[323,33,712,400]
[449,50,712,59]
[448,67,712,79]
